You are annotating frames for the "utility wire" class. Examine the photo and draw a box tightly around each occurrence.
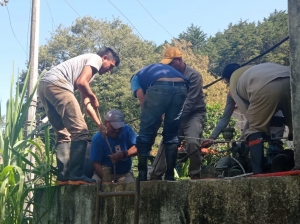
[64,0,81,17]
[136,0,174,39]
[6,5,27,57]
[107,0,145,40]
[46,0,56,31]
[26,0,32,59]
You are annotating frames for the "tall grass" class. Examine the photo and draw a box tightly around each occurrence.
[0,68,55,223]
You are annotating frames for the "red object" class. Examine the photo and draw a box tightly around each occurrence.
[250,170,300,177]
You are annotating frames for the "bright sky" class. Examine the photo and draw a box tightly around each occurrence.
[0,0,288,114]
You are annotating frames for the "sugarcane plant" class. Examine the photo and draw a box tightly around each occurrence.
[0,67,56,224]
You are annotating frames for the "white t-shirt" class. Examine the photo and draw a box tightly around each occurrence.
[40,53,102,92]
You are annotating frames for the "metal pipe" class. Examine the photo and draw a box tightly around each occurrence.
[134,178,140,224]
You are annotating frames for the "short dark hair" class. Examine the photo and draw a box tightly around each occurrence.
[221,63,241,79]
[97,47,120,67]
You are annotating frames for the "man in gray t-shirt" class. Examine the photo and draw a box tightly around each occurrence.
[38,47,120,185]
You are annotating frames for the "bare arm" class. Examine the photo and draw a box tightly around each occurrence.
[82,95,101,126]
[76,65,99,108]
[93,162,103,179]
[136,89,145,107]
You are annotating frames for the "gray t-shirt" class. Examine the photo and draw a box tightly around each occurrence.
[40,53,102,92]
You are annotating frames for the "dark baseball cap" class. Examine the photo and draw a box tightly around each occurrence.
[105,109,125,129]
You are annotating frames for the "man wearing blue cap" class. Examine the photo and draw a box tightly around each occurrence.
[90,110,138,183]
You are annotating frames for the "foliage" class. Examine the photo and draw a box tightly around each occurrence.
[0,69,55,223]
[178,23,207,54]
[162,39,228,107]
[203,10,289,75]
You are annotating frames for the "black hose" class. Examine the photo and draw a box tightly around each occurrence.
[203,35,289,89]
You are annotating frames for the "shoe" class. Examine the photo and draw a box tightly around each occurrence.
[56,142,70,185]
[68,140,96,185]
[138,154,148,181]
[164,144,178,181]
[248,132,264,174]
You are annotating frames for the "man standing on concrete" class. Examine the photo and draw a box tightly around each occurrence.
[90,110,138,183]
[150,47,206,180]
[131,63,188,181]
[221,62,292,174]
[38,47,120,185]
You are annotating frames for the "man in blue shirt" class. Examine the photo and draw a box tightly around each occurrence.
[90,110,137,183]
[131,63,188,181]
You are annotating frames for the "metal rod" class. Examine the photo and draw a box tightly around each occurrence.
[98,191,136,197]
[134,178,140,224]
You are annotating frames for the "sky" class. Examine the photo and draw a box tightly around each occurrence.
[0,0,288,115]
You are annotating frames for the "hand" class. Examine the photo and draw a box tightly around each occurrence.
[201,138,214,148]
[98,123,107,138]
[288,133,293,141]
[109,151,124,164]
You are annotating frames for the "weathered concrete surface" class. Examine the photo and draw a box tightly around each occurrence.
[289,0,300,168]
[34,176,300,224]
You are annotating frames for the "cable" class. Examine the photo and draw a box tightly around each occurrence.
[46,0,56,31]
[241,35,289,67]
[26,0,32,58]
[6,5,27,57]
[203,35,290,89]
[64,0,81,17]
[107,0,145,40]
[136,0,174,39]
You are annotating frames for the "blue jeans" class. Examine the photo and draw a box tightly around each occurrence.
[136,83,187,156]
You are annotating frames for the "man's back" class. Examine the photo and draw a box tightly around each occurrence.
[182,65,206,118]
[40,53,102,92]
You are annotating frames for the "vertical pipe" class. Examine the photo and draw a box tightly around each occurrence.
[134,178,140,224]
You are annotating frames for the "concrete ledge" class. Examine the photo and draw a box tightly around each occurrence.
[34,176,300,224]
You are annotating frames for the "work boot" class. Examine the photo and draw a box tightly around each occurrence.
[68,140,96,185]
[248,132,264,174]
[138,154,148,181]
[56,142,70,185]
[164,144,178,181]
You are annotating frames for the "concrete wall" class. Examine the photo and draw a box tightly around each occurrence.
[34,176,300,224]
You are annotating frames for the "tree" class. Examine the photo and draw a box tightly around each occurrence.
[178,23,207,54]
[202,10,289,75]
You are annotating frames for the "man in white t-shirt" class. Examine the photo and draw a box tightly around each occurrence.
[38,47,120,185]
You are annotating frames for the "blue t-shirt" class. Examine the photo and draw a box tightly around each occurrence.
[90,125,137,174]
[130,75,142,97]
[135,63,188,94]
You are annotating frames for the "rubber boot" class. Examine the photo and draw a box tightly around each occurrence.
[248,132,264,175]
[56,142,70,185]
[68,140,96,185]
[164,144,178,181]
[138,154,148,181]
